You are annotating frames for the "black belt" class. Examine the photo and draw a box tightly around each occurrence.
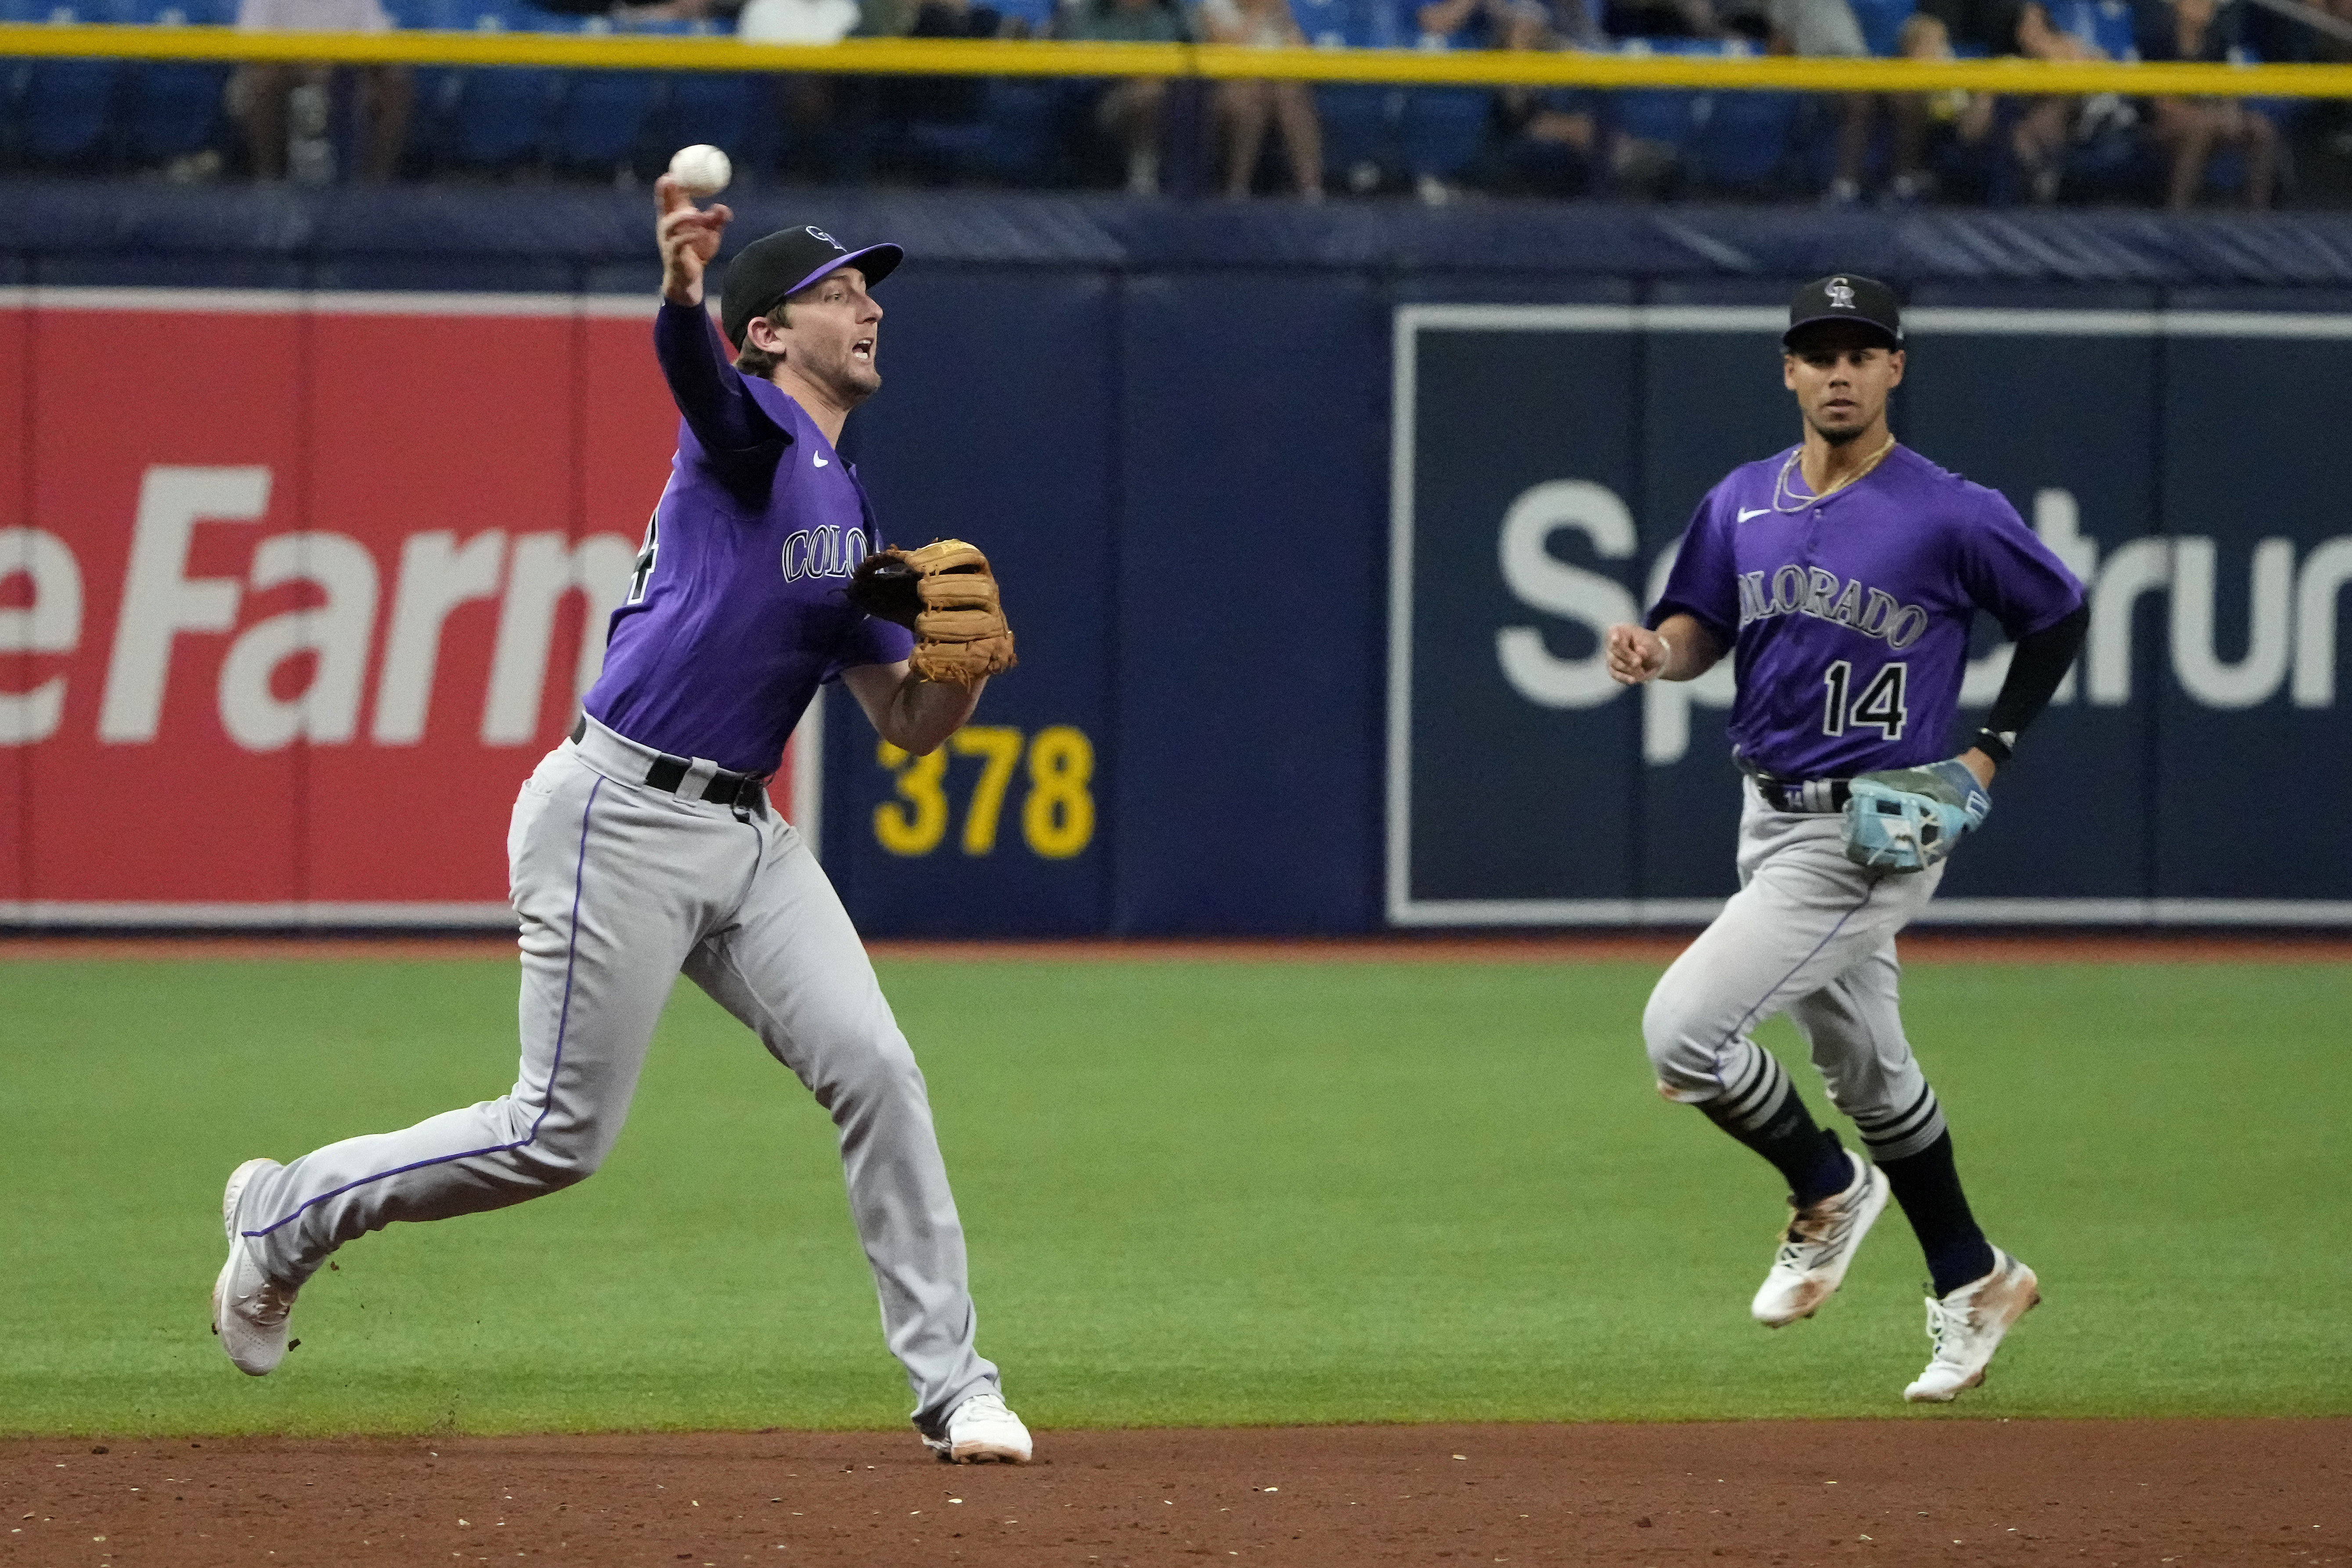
[1739,759,1852,815]
[570,716,769,819]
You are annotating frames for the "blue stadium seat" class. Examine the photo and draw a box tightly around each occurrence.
[660,71,771,173]
[2041,0,2136,58]
[989,0,1056,30]
[379,0,472,169]
[4,0,122,165]
[548,16,658,171]
[1317,82,1402,185]
[1846,0,1914,55]
[446,2,561,166]
[1607,38,1709,159]
[119,0,235,162]
[976,76,1063,183]
[1688,86,1799,189]
[1299,0,1405,186]
[1400,85,1488,179]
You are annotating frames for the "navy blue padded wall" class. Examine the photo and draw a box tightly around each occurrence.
[1109,271,1387,934]
[825,265,1120,935]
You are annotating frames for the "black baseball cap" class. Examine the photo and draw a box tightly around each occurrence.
[1783,273,1902,350]
[720,224,904,349]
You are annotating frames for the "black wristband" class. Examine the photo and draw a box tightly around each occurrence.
[1972,728,2014,766]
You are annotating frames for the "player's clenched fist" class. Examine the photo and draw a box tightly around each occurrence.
[1605,622,1670,685]
[656,173,733,308]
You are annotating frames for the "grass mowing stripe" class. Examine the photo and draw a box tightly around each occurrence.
[2,955,2345,1435]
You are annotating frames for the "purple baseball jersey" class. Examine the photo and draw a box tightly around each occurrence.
[1648,443,2085,779]
[584,303,913,776]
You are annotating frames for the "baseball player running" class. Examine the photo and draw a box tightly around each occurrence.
[1605,275,2089,1402]
[210,178,1032,1463]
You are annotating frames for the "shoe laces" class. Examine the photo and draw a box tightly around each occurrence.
[1921,1288,1988,1363]
[1921,1295,1958,1358]
[237,1262,296,1328]
[1774,1187,1851,1265]
[252,1279,296,1326]
[956,1391,1011,1423]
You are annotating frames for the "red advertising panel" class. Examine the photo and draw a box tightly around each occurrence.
[0,298,28,908]
[0,291,786,926]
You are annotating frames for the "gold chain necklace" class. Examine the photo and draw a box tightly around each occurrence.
[1773,434,1897,513]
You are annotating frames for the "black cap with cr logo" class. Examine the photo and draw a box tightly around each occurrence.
[1784,274,1902,350]
[720,224,904,349]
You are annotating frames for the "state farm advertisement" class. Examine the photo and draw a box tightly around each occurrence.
[0,292,791,925]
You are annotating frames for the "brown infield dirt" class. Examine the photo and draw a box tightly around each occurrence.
[5,1420,2348,1568]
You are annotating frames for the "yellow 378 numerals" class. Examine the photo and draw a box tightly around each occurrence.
[874,725,1096,860]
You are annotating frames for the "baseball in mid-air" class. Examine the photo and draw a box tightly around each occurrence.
[668,144,732,198]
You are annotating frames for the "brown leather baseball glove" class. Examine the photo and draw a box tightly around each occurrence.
[849,538,1017,684]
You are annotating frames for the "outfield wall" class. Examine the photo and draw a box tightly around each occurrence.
[2,198,2348,932]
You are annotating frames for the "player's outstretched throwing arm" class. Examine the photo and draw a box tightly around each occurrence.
[652,175,793,496]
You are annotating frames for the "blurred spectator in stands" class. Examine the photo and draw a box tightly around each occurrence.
[738,0,859,172]
[2137,0,2276,206]
[739,0,857,36]
[1497,0,1599,192]
[1882,7,1997,201]
[537,0,743,20]
[1064,0,1190,193]
[1407,0,1522,202]
[234,0,412,182]
[1605,0,1717,36]
[2004,0,2125,200]
[1200,0,1324,196]
[1757,0,1876,202]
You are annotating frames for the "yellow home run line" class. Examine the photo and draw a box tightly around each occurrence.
[2,23,2347,95]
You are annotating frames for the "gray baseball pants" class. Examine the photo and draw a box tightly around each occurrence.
[233,714,1000,1435]
[1642,782,1951,1164]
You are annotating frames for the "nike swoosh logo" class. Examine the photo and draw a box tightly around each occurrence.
[1737,506,1771,522]
[813,454,830,467]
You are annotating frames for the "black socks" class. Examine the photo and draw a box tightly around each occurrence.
[1878,1130,1997,1298]
[1700,1083,1854,1208]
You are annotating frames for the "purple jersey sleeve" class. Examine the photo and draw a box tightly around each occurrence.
[653,301,789,493]
[1645,487,1741,648]
[1953,484,2086,638]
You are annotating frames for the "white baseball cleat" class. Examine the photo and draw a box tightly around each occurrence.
[210,1158,299,1377]
[923,1390,1033,1464]
[1750,1151,1891,1327]
[1904,1248,2040,1403]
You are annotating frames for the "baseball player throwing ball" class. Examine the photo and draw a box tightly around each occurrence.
[1605,275,2089,1402]
[209,177,1031,1463]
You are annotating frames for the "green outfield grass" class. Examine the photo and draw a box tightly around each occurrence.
[2,952,2346,1437]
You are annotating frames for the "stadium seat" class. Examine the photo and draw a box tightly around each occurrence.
[446,2,562,167]
[2041,0,2136,58]
[1317,83,1402,188]
[118,0,235,164]
[1606,37,1713,180]
[1688,86,1799,190]
[1300,0,1405,190]
[989,0,1056,30]
[976,76,1064,184]
[547,15,658,173]
[1400,85,1489,180]
[1846,0,1915,57]
[4,0,122,166]
[659,72,772,176]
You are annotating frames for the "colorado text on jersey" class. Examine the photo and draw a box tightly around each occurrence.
[1736,567,1931,650]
